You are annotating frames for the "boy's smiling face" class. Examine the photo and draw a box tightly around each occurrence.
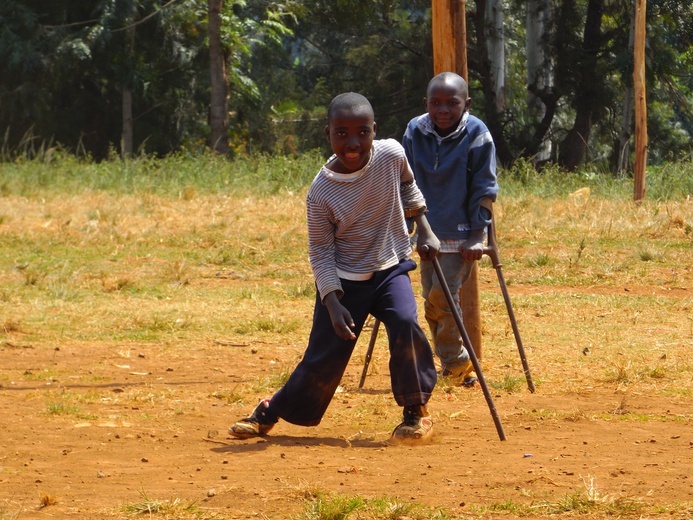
[424,77,471,137]
[325,108,376,173]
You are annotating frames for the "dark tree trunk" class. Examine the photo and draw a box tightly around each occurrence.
[208,0,229,154]
[558,0,604,171]
[613,4,636,174]
[122,24,136,158]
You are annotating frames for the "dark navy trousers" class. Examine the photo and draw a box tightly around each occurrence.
[266,259,437,426]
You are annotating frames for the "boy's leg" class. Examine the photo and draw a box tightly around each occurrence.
[420,254,474,373]
[370,259,437,407]
[230,289,372,437]
[267,288,372,426]
[369,259,436,444]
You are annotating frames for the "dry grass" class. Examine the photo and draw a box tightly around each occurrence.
[1,191,691,381]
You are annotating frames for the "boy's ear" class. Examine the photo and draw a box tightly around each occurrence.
[324,124,330,141]
[423,97,428,110]
[465,97,472,110]
[373,122,377,134]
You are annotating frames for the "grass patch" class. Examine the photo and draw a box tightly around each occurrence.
[489,373,525,394]
[482,476,645,517]
[293,488,454,520]
[233,317,301,335]
[45,400,96,421]
[209,386,245,404]
[122,491,215,519]
[251,364,294,394]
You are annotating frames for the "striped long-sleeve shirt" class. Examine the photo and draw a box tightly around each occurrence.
[307,138,426,301]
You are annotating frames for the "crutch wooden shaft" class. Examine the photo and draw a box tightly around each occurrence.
[432,257,507,441]
[358,318,380,389]
[483,220,536,393]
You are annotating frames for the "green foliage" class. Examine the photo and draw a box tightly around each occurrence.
[489,373,525,394]
[1,1,692,168]
[2,152,690,203]
[0,0,295,160]
[500,157,693,200]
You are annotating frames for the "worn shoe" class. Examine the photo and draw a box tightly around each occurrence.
[228,398,277,439]
[442,360,478,388]
[390,404,433,445]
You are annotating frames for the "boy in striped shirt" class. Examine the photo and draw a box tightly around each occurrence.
[229,92,440,444]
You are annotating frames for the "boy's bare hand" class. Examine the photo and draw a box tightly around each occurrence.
[414,215,440,261]
[460,228,486,261]
[460,237,484,261]
[417,242,439,261]
[324,292,357,340]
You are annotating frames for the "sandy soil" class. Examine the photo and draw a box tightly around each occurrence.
[1,303,692,519]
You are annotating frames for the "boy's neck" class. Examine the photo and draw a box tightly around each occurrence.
[435,118,462,138]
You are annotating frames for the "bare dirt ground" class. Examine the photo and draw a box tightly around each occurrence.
[1,285,692,519]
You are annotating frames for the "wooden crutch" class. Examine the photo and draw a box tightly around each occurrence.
[482,219,536,393]
[359,219,535,393]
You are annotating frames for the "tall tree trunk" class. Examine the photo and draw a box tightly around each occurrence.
[526,0,552,162]
[473,0,513,166]
[615,4,636,173]
[208,0,229,154]
[122,24,136,158]
[122,88,134,158]
[485,0,505,112]
[559,0,604,171]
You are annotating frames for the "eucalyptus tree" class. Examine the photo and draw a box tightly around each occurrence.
[485,0,506,112]
[525,0,552,162]
[556,0,609,170]
[468,0,514,165]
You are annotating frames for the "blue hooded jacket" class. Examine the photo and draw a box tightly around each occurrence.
[402,112,498,240]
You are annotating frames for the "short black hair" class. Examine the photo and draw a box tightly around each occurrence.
[427,72,468,98]
[327,92,374,122]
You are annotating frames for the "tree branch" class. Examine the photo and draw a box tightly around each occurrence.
[111,0,182,33]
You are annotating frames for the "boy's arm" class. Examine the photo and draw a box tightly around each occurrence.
[307,195,356,340]
[407,209,440,261]
[466,125,498,232]
[307,196,343,301]
[460,197,493,261]
[461,123,498,261]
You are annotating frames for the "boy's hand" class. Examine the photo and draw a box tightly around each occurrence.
[460,228,486,261]
[324,292,357,340]
[413,215,440,261]
[417,236,440,261]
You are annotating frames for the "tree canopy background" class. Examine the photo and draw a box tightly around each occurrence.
[1,0,691,172]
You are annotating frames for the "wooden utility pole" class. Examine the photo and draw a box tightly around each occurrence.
[431,0,482,360]
[633,0,647,201]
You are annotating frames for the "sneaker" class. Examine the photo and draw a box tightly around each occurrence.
[390,404,433,445]
[441,360,478,388]
[228,398,277,439]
